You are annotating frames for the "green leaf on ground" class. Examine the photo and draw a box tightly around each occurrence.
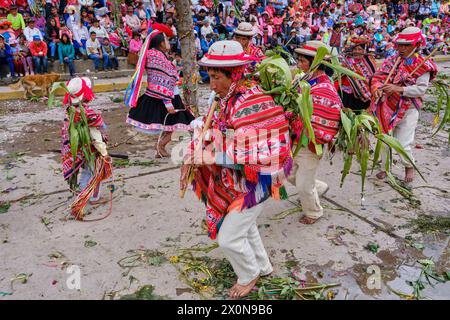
[366,242,379,253]
[84,240,98,248]
[0,202,11,214]
[41,217,51,226]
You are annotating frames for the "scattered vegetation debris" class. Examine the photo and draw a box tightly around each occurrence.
[119,285,169,300]
[112,159,160,168]
[170,251,235,299]
[402,215,450,235]
[117,249,167,276]
[110,97,123,103]
[270,206,302,220]
[404,235,425,250]
[245,276,340,300]
[406,259,449,300]
[10,273,32,290]
[386,174,421,207]
[179,243,219,254]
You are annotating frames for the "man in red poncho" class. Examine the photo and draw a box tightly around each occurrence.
[369,27,437,183]
[180,40,292,298]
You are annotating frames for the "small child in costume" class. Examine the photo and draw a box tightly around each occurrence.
[60,77,112,220]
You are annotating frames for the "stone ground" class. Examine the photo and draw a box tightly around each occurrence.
[0,64,449,300]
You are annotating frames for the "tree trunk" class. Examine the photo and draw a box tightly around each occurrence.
[175,0,199,116]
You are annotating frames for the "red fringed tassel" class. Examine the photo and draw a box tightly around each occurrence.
[71,156,113,220]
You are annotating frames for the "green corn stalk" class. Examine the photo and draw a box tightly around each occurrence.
[372,139,382,173]
[340,153,353,187]
[376,133,426,182]
[340,110,352,140]
[321,60,366,81]
[68,107,78,163]
[258,55,317,157]
[309,47,329,73]
[359,131,370,197]
[336,109,425,198]
[429,80,450,143]
[48,82,70,108]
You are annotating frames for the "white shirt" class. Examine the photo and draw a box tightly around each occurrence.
[201,25,214,38]
[89,25,109,39]
[403,73,431,98]
[79,0,94,6]
[24,27,43,42]
[86,38,101,55]
[73,24,89,43]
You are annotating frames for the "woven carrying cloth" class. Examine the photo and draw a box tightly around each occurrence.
[293,74,342,153]
[190,85,293,240]
[369,54,437,133]
[340,55,377,103]
[144,48,179,100]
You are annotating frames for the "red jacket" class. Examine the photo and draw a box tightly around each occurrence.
[29,41,48,57]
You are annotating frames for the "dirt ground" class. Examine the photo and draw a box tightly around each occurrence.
[0,72,449,300]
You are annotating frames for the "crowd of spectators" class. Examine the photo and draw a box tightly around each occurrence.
[0,0,448,81]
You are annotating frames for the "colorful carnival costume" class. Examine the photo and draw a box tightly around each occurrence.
[61,77,112,220]
[339,38,377,111]
[369,27,437,172]
[184,41,292,292]
[290,41,342,223]
[125,23,194,136]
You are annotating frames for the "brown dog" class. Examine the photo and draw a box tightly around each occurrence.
[9,73,61,99]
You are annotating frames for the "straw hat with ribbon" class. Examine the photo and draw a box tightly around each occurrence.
[234,22,256,37]
[198,40,253,68]
[394,27,426,46]
[295,40,332,58]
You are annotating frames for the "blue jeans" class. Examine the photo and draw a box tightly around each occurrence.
[49,41,57,58]
[74,39,87,56]
[0,57,15,77]
[62,58,75,76]
[103,54,118,69]
[88,54,104,70]
[33,56,48,74]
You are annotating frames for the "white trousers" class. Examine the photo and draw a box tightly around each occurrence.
[288,148,327,219]
[393,108,419,168]
[382,108,419,169]
[217,204,273,285]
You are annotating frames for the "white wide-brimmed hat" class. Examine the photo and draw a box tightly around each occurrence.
[66,77,93,104]
[295,40,332,58]
[234,22,255,37]
[394,27,425,46]
[198,40,253,67]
